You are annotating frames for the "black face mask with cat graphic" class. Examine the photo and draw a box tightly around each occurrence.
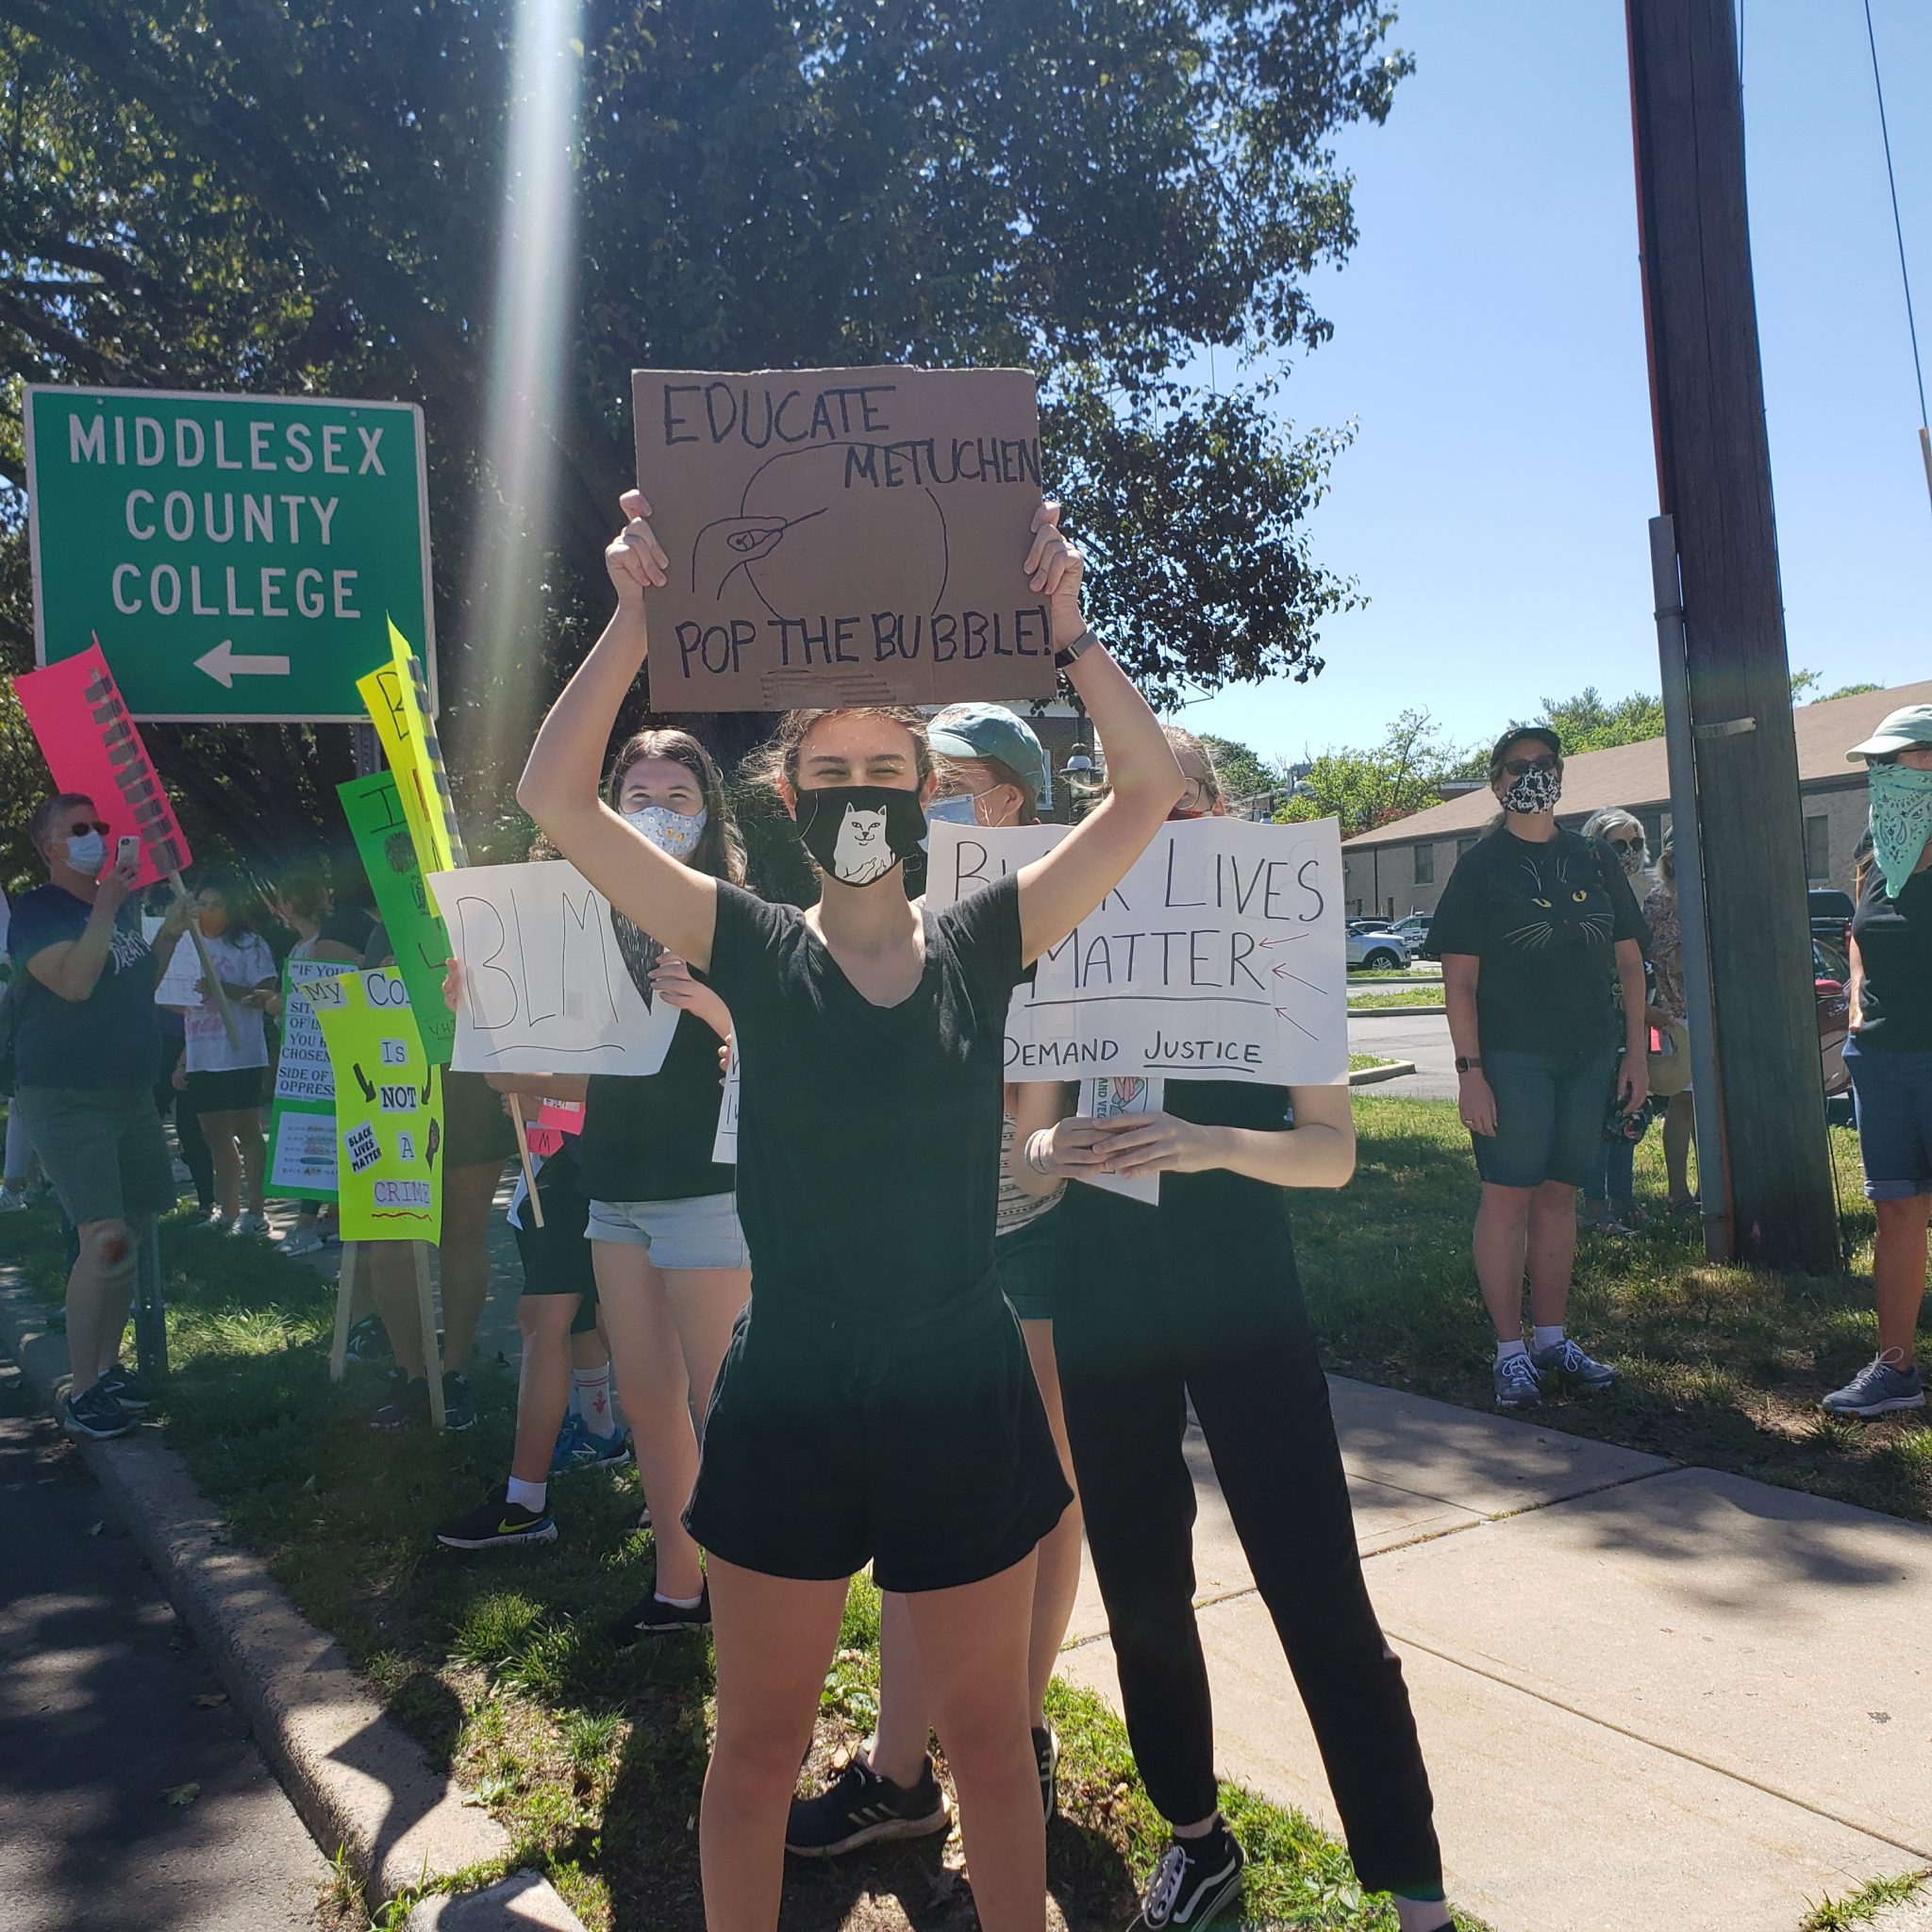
[792,785,929,887]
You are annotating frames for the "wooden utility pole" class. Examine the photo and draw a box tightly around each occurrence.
[1626,0,1839,1270]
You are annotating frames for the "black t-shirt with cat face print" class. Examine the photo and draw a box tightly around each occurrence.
[703,873,1024,1319]
[1428,824,1644,1055]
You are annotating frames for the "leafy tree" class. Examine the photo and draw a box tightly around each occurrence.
[1193,731,1280,807]
[1821,681,1883,701]
[1275,706,1464,832]
[1529,686,1666,756]
[0,0,1411,877]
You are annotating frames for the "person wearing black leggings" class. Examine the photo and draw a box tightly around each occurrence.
[1009,734,1453,1932]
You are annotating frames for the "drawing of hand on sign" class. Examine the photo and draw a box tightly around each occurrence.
[691,443,950,621]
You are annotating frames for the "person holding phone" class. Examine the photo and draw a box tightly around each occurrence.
[8,794,192,1437]
[1432,727,1648,1409]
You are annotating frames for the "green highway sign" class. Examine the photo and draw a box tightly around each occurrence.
[24,385,435,722]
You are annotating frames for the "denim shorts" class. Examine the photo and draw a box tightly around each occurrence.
[1472,1045,1619,1191]
[586,1190,749,1271]
[1844,1038,1932,1201]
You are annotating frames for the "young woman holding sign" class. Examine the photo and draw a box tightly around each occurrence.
[787,704,1082,1854]
[520,489,1182,1932]
[1011,734,1455,1932]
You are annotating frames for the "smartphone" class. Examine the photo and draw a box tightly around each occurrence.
[116,834,142,870]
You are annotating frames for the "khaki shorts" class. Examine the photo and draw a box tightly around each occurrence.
[15,1085,176,1227]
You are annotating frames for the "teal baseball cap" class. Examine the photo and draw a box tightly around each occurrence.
[1846,703,1932,760]
[929,703,1052,811]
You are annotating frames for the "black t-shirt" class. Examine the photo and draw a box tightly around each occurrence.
[7,887,161,1090]
[703,874,1024,1318]
[578,1011,735,1203]
[1428,825,1643,1054]
[319,903,377,957]
[1851,862,1932,1052]
[1057,1078,1300,1274]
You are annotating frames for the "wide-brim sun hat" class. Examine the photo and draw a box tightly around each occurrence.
[1846,703,1932,761]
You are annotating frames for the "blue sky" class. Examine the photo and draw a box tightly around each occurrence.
[1175,0,1932,767]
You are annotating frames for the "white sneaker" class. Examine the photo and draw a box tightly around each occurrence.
[205,1209,233,1233]
[281,1225,325,1257]
[0,1188,27,1215]
[229,1211,270,1238]
[171,1159,194,1185]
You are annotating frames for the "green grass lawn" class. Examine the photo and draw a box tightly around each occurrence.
[1301,1096,1932,1524]
[0,1199,1478,1932]
[1347,1054,1397,1072]
[1348,987,1446,1010]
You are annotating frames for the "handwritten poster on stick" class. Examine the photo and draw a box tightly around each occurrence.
[429,859,681,1077]
[630,366,1058,711]
[358,619,464,881]
[338,770,455,1066]
[267,958,350,1200]
[13,640,192,889]
[309,968,442,1241]
[926,816,1349,1087]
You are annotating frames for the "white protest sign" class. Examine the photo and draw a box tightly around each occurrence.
[1076,1074,1166,1205]
[711,1034,741,1165]
[926,815,1347,1085]
[275,959,346,1104]
[428,858,681,1076]
[154,934,204,1008]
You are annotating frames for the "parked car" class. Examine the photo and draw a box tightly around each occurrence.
[1391,914,1433,952]
[1814,941,1853,1100]
[1345,924,1410,973]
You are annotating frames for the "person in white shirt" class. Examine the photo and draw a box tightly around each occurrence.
[175,871,278,1235]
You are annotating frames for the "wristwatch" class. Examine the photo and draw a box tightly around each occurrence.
[1054,626,1097,670]
[1455,1056,1483,1073]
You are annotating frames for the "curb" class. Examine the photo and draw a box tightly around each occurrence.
[1346,1004,1446,1019]
[1346,1059,1417,1087]
[0,1268,588,1930]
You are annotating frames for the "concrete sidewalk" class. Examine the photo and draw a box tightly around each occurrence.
[1059,1376,1932,1932]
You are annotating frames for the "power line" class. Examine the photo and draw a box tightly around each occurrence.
[1863,0,1930,429]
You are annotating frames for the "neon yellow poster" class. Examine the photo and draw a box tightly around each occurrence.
[309,968,443,1242]
[358,619,466,881]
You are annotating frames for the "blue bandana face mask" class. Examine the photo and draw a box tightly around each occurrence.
[1868,760,1932,888]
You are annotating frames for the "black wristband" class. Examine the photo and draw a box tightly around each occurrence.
[1053,626,1097,670]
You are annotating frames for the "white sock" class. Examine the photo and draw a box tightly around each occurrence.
[572,1362,614,1434]
[506,1474,546,1513]
[1495,1339,1528,1364]
[656,1588,704,1609]
[1533,1325,1565,1353]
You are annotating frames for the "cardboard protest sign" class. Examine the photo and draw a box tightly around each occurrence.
[13,640,191,889]
[1076,1075,1167,1206]
[631,366,1058,711]
[926,816,1349,1086]
[338,770,455,1065]
[266,958,351,1200]
[358,619,464,879]
[429,859,680,1077]
[309,968,442,1241]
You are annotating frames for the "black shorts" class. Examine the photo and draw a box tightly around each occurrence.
[512,1159,599,1336]
[441,1068,518,1170]
[995,1206,1062,1324]
[685,1278,1072,1594]
[186,1066,267,1113]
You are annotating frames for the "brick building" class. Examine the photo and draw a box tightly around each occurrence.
[1340,679,1931,922]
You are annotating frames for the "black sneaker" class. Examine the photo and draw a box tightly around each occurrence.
[603,1585,711,1647]
[344,1314,391,1365]
[786,1753,950,1857]
[1130,1821,1244,1929]
[434,1484,558,1552]
[96,1365,157,1411]
[1034,1724,1059,1820]
[369,1369,430,1429]
[441,1370,477,1431]
[63,1381,137,1441]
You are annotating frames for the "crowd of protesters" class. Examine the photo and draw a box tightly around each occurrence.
[3,488,1925,1932]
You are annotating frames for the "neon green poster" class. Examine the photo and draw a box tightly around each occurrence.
[309,968,442,1242]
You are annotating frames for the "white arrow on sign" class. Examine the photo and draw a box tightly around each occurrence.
[194,639,291,688]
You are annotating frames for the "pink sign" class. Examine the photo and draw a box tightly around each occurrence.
[536,1100,584,1136]
[525,1126,565,1158]
[14,641,191,890]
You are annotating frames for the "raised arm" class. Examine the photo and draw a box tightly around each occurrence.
[25,857,140,1004]
[517,491,718,971]
[1013,504,1185,964]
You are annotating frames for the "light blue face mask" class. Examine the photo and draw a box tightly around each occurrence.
[924,792,984,832]
[1868,760,1932,888]
[65,830,107,875]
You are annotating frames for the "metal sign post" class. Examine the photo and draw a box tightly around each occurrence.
[131,1213,167,1381]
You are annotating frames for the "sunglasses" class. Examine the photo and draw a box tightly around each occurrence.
[65,819,110,838]
[1608,835,1644,852]
[1499,757,1557,778]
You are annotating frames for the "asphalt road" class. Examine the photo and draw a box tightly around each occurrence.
[0,1351,330,1932]
[1349,1005,1456,1099]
